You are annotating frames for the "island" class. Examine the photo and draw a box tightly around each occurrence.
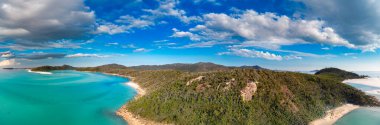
[315,67,367,81]
[32,63,379,125]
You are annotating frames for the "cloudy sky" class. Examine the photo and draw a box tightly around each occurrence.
[0,0,380,71]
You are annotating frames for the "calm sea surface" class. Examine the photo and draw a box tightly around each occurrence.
[0,69,136,125]
[335,71,380,125]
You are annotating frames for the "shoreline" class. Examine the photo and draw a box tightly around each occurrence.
[309,104,360,125]
[343,78,380,88]
[26,69,52,75]
[103,73,165,125]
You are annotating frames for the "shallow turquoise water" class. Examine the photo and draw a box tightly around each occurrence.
[0,69,136,125]
[335,72,380,125]
[335,107,380,125]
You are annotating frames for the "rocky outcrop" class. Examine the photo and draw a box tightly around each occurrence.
[240,81,258,101]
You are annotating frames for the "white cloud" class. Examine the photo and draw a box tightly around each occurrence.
[96,23,127,35]
[175,10,354,50]
[0,39,81,50]
[284,55,302,60]
[122,44,138,48]
[97,0,200,35]
[219,48,283,61]
[143,0,201,23]
[96,15,156,35]
[0,59,19,67]
[107,42,119,46]
[193,0,221,5]
[0,0,95,49]
[66,53,109,58]
[116,15,155,29]
[296,0,380,51]
[171,28,201,41]
[175,41,233,48]
[133,48,152,53]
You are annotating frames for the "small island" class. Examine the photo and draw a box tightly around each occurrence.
[31,63,380,125]
[315,67,368,81]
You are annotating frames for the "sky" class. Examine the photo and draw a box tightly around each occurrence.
[0,0,380,71]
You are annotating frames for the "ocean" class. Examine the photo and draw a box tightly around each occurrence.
[335,71,380,125]
[0,69,136,125]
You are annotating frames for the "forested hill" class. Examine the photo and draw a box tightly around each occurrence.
[315,68,367,81]
[74,64,380,125]
[128,62,265,72]
[31,65,75,71]
[32,62,265,72]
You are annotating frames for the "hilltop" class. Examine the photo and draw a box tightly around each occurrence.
[32,62,265,72]
[73,63,379,124]
[315,68,367,81]
[129,62,266,72]
[31,65,75,71]
[129,62,229,72]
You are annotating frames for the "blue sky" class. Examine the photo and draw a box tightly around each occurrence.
[0,0,380,71]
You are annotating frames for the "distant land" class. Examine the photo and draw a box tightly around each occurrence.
[315,67,368,81]
[30,62,266,72]
[31,63,379,124]
[2,68,28,70]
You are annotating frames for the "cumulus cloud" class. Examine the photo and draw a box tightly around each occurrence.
[218,46,336,60]
[296,0,380,51]
[66,53,109,58]
[173,10,354,50]
[0,0,95,49]
[133,48,152,53]
[0,39,82,50]
[0,59,19,67]
[16,53,66,60]
[96,15,156,35]
[96,23,127,35]
[97,0,200,35]
[171,28,201,41]
[143,0,201,23]
[218,48,283,61]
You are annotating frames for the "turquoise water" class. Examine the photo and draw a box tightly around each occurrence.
[335,71,380,125]
[0,69,136,125]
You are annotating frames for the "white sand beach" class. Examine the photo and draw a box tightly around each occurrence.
[343,78,380,88]
[27,69,52,75]
[309,104,359,125]
[102,72,165,125]
[125,81,146,98]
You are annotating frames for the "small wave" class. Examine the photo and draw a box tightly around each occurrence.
[366,89,380,95]
[343,78,380,88]
[27,69,53,75]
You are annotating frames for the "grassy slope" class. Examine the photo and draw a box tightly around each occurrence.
[77,67,379,125]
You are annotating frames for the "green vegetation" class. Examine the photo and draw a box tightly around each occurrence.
[128,62,265,72]
[315,68,367,81]
[33,64,378,124]
[31,65,75,71]
[74,64,379,125]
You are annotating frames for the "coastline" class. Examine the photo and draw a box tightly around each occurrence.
[309,104,360,125]
[103,73,165,125]
[343,78,380,88]
[27,69,52,75]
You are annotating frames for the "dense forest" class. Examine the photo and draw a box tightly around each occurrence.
[33,63,380,124]
[315,67,367,81]
[31,65,75,71]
